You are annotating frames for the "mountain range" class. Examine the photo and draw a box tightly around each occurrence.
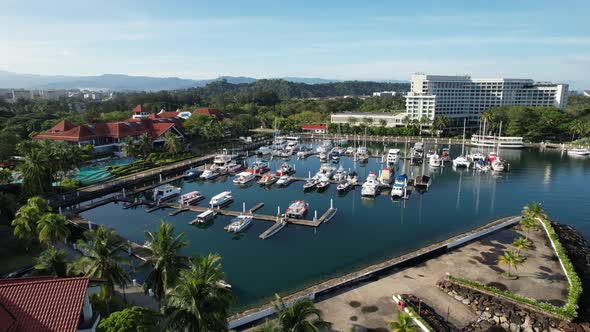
[0,70,407,91]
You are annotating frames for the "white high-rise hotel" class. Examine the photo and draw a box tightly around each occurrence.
[404,73,568,123]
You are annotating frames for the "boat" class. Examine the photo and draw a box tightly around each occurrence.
[211,153,235,171]
[333,166,346,182]
[179,191,204,205]
[303,178,317,190]
[276,175,293,186]
[189,209,217,224]
[488,152,498,163]
[233,171,256,184]
[316,140,333,153]
[474,160,490,172]
[285,200,309,219]
[331,154,340,163]
[390,174,409,199]
[209,191,233,207]
[246,160,270,175]
[286,140,299,153]
[153,185,181,202]
[183,168,202,180]
[361,172,379,197]
[337,181,352,193]
[275,163,295,176]
[316,177,330,191]
[356,146,369,162]
[317,165,336,179]
[257,146,272,155]
[470,134,524,149]
[225,215,253,233]
[227,161,246,174]
[429,154,442,167]
[318,152,328,162]
[453,119,471,168]
[491,159,505,172]
[347,170,358,184]
[415,174,431,191]
[200,168,219,180]
[470,152,486,161]
[258,173,278,186]
[412,142,424,159]
[379,168,394,185]
[441,148,451,162]
[386,149,400,164]
[567,148,590,156]
[345,146,355,155]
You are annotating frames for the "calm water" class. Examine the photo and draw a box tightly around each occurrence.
[81,142,590,308]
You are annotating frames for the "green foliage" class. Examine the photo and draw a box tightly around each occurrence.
[59,178,82,191]
[34,247,69,277]
[388,312,417,332]
[402,306,433,332]
[163,131,182,156]
[272,294,331,332]
[37,212,70,245]
[98,306,161,332]
[498,250,524,277]
[11,196,50,248]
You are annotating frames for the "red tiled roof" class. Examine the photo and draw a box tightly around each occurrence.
[301,125,326,130]
[149,111,180,119]
[48,120,76,133]
[0,277,90,332]
[194,108,224,118]
[132,104,149,114]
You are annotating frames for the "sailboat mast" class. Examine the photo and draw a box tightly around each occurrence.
[461,118,466,156]
[497,121,503,157]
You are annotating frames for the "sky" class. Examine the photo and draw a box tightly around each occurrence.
[1,0,589,88]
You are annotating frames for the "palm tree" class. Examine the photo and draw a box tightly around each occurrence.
[388,312,416,332]
[519,217,538,241]
[164,254,236,332]
[11,196,50,249]
[122,136,137,157]
[34,247,69,277]
[511,237,532,255]
[75,226,130,301]
[19,146,51,196]
[163,131,182,156]
[522,201,548,222]
[432,116,448,136]
[480,111,497,134]
[402,115,411,128]
[379,119,388,128]
[498,250,524,278]
[142,221,188,306]
[37,212,70,245]
[362,117,373,127]
[138,133,153,157]
[569,119,586,141]
[273,294,331,332]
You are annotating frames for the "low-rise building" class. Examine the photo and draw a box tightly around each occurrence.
[372,91,397,97]
[301,125,327,134]
[0,277,101,332]
[330,112,408,127]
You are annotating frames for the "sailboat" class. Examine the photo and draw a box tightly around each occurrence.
[491,121,507,172]
[453,119,471,168]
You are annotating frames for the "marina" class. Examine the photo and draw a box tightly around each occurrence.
[77,140,590,310]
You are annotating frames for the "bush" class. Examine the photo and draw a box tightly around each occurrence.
[59,178,82,191]
[98,306,160,332]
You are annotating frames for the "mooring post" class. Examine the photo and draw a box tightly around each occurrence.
[243,202,246,213]
[314,210,318,221]
[127,240,131,256]
[277,206,280,216]
[330,199,333,209]
[159,174,162,182]
[88,220,92,231]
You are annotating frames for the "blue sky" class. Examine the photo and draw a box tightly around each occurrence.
[2,0,589,87]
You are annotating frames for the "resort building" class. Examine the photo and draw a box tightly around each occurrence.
[404,73,569,123]
[301,125,327,134]
[0,277,101,332]
[330,112,408,128]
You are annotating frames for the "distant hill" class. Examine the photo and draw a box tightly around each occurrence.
[0,70,407,91]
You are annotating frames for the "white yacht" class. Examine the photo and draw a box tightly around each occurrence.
[453,156,471,168]
[257,146,272,155]
[470,152,486,161]
[200,168,219,180]
[209,191,233,207]
[317,165,336,179]
[211,154,234,171]
[225,215,253,233]
[387,149,400,164]
[345,146,355,155]
[233,171,256,184]
[190,209,217,225]
[179,191,204,205]
[471,134,524,149]
[429,154,442,167]
[276,175,293,186]
[361,172,379,197]
[491,159,505,172]
[347,170,358,184]
[390,174,409,199]
[379,168,394,185]
[153,185,181,202]
[567,148,590,156]
[316,140,333,154]
[333,166,346,182]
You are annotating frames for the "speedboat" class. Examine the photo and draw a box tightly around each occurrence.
[337,181,352,193]
[285,200,309,219]
[233,171,256,184]
[153,185,181,202]
[225,215,253,233]
[391,174,409,199]
[347,170,358,184]
[316,176,330,191]
[303,178,317,190]
[258,174,278,186]
[387,149,400,164]
[246,161,270,175]
[412,142,424,159]
[491,159,505,172]
[275,163,295,176]
[333,166,346,182]
[379,168,394,185]
[190,209,217,225]
[183,168,202,180]
[317,165,336,179]
[179,191,204,205]
[361,172,379,197]
[441,148,451,162]
[200,168,219,180]
[209,191,233,207]
[567,148,590,156]
[276,175,292,186]
[356,146,369,162]
[429,154,442,167]
[453,156,471,168]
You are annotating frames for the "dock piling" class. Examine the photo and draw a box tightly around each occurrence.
[330,199,333,209]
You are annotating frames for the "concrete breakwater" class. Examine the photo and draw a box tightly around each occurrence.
[228,215,521,330]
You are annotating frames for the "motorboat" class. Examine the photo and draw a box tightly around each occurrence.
[415,175,432,191]
[317,165,336,179]
[246,160,270,174]
[316,176,330,191]
[200,168,219,180]
[453,156,471,168]
[337,181,352,193]
[318,152,328,162]
[386,149,400,164]
[316,140,333,154]
[297,149,313,159]
[179,191,204,205]
[347,170,358,184]
[227,161,246,174]
[258,174,278,186]
[257,146,272,155]
[356,146,369,162]
[303,178,317,190]
[470,152,486,161]
[361,172,379,197]
[276,175,293,186]
[333,166,346,182]
[286,140,299,153]
[211,153,234,171]
[390,174,409,199]
[189,209,217,225]
[275,163,295,176]
[209,191,233,207]
[331,154,340,163]
[487,152,498,163]
[379,168,394,185]
[441,148,451,162]
[412,142,424,158]
[567,148,590,156]
[491,159,505,172]
[474,160,490,172]
[183,168,202,180]
[153,185,181,202]
[429,154,442,167]
[285,200,309,219]
[233,171,256,184]
[225,215,253,233]
[345,146,355,155]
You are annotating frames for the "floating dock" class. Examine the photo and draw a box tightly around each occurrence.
[259,218,287,239]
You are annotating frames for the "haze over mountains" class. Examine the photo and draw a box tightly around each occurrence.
[0,70,407,91]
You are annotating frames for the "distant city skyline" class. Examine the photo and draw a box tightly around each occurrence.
[2,0,589,88]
